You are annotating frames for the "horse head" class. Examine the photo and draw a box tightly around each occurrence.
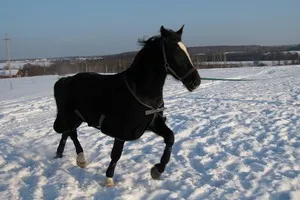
[160,25,201,91]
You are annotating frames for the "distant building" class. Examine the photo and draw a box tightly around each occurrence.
[0,69,22,78]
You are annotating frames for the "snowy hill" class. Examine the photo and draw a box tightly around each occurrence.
[0,66,299,199]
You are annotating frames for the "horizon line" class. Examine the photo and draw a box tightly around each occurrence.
[1,43,300,61]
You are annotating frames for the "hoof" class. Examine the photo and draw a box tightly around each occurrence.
[151,165,162,180]
[76,160,88,168]
[76,152,88,168]
[54,154,63,159]
[105,178,114,187]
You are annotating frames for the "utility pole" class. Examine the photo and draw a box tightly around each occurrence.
[3,34,11,77]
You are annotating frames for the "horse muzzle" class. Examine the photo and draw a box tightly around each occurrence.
[183,71,201,91]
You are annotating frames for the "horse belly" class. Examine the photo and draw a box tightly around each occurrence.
[100,86,154,141]
[101,114,153,141]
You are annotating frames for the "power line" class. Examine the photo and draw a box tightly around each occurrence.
[3,34,11,77]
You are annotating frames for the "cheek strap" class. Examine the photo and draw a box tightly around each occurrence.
[161,40,196,81]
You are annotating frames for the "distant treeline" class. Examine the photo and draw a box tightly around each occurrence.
[19,59,130,77]
[19,51,300,77]
[205,51,299,62]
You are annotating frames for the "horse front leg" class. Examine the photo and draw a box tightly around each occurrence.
[105,139,125,187]
[150,115,174,180]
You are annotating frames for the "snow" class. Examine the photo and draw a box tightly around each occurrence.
[0,65,299,200]
[283,51,300,55]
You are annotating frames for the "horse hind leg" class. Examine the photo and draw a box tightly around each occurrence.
[54,132,69,158]
[54,126,84,153]
[53,112,68,133]
[54,129,87,168]
[54,114,86,168]
[69,130,88,168]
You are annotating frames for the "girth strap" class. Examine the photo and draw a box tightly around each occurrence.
[74,109,105,129]
[145,107,165,115]
[98,114,105,128]
[74,109,86,121]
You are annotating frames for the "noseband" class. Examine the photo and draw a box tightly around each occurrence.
[161,40,196,81]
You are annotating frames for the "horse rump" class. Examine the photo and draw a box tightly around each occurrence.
[53,76,79,133]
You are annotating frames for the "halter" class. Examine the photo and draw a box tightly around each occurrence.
[161,39,196,81]
[122,39,197,117]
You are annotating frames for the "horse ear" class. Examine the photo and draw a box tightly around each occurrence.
[176,24,184,36]
[160,26,169,38]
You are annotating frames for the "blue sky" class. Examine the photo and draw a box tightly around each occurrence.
[0,0,299,59]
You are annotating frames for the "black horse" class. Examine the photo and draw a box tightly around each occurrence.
[53,25,201,186]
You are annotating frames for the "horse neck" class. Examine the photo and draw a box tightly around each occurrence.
[125,44,166,108]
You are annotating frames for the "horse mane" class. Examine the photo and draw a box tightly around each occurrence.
[127,35,162,70]
[131,28,179,69]
[137,27,178,47]
[137,35,161,47]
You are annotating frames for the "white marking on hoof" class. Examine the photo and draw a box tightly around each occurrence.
[105,178,114,187]
[76,152,87,168]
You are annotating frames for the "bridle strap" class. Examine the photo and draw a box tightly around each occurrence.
[161,40,196,81]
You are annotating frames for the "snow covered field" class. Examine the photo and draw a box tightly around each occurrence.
[0,65,299,200]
